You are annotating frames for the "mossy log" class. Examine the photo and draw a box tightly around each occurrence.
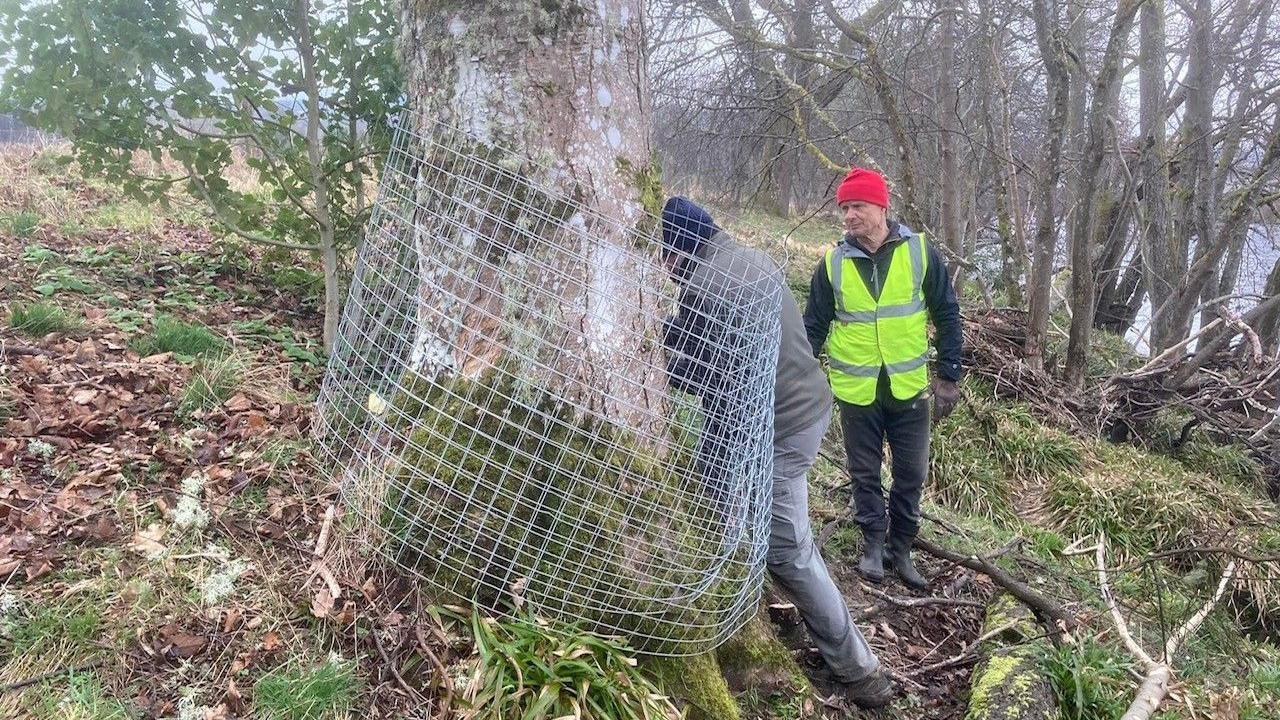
[963,594,1057,720]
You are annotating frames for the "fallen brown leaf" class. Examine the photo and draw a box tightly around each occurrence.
[260,631,281,652]
[311,587,335,618]
[129,523,167,558]
[223,393,252,413]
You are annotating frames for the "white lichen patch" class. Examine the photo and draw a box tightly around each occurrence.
[27,438,55,460]
[200,556,251,607]
[0,590,20,637]
[172,472,210,530]
[173,691,210,720]
[447,15,466,39]
[597,86,613,108]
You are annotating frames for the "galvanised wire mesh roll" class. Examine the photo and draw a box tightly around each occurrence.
[316,113,784,654]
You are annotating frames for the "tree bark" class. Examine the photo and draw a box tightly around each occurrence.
[295,0,340,353]
[937,0,964,286]
[398,0,665,429]
[983,4,1027,309]
[1064,0,1142,387]
[1259,258,1280,354]
[1025,0,1072,373]
[1138,0,1180,353]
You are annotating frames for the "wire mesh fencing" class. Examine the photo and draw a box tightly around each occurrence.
[315,113,786,654]
[0,114,58,146]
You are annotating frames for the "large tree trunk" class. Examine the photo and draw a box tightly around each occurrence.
[398,0,665,429]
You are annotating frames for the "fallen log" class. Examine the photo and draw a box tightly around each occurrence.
[962,594,1057,720]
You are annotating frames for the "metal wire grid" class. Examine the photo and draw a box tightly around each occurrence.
[316,113,785,654]
[0,115,57,146]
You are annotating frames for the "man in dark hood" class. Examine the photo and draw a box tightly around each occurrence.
[659,197,894,709]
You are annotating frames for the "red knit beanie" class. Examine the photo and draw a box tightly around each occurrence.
[836,167,889,208]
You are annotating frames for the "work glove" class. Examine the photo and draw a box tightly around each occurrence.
[931,378,960,421]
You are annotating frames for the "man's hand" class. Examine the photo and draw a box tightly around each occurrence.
[931,378,960,421]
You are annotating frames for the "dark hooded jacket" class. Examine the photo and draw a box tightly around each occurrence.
[661,198,832,438]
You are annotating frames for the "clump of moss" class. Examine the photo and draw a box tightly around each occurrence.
[644,652,741,720]
[616,155,664,241]
[714,613,811,714]
[376,365,752,652]
[966,595,1056,720]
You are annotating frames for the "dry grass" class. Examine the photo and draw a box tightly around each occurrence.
[0,144,92,225]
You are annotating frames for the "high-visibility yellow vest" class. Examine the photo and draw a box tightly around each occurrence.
[824,232,930,405]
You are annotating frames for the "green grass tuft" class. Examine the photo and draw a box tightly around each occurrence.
[1241,656,1280,719]
[90,201,160,233]
[2,209,41,237]
[1044,442,1271,560]
[28,670,130,720]
[253,655,360,720]
[180,355,244,414]
[440,605,680,720]
[1149,407,1265,495]
[130,314,225,358]
[1042,640,1135,720]
[9,301,80,337]
[7,599,102,655]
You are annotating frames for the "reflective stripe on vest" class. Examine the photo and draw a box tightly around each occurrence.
[824,233,930,405]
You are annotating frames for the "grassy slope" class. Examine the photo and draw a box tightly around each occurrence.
[711,207,1280,719]
[0,147,1276,719]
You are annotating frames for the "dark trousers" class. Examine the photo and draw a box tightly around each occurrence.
[838,389,930,539]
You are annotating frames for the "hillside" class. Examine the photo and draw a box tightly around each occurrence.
[0,145,1277,719]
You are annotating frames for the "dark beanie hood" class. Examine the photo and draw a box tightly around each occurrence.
[661,196,719,258]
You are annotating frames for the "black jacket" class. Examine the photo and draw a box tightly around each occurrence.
[803,222,963,386]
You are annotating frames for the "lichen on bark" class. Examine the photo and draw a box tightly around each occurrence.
[964,594,1057,720]
[398,0,666,431]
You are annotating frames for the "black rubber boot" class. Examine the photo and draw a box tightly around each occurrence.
[884,532,928,590]
[857,530,885,583]
[840,668,895,709]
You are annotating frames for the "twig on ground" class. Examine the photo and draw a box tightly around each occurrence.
[905,621,1027,677]
[915,536,1077,641]
[372,630,420,700]
[815,511,851,551]
[313,504,336,557]
[414,597,454,716]
[1095,533,1239,720]
[857,583,986,612]
[0,660,105,694]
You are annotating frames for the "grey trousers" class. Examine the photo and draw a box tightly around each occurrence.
[768,412,881,682]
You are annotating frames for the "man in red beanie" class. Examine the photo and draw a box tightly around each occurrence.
[803,167,963,590]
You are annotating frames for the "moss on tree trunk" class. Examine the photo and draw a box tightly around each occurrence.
[644,611,814,720]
